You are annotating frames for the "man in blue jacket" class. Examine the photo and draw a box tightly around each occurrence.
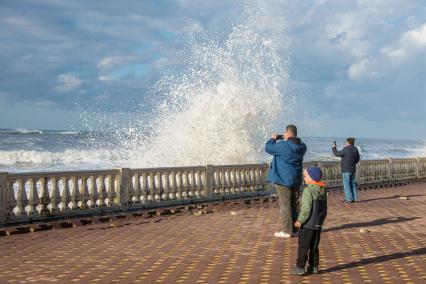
[265,125,307,238]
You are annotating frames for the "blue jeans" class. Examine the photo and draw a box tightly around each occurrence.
[342,172,358,202]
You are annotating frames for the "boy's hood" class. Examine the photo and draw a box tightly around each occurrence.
[306,183,327,194]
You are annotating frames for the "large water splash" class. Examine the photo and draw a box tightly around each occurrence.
[123,2,291,167]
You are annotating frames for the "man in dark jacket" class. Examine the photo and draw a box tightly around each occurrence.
[265,125,307,238]
[332,138,360,202]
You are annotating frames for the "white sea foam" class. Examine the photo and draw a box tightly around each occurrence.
[58,131,79,135]
[0,149,120,171]
[0,128,44,135]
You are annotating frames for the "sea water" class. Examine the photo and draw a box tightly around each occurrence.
[1,128,425,172]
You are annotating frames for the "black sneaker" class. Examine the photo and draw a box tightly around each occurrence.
[292,266,306,276]
[307,266,319,274]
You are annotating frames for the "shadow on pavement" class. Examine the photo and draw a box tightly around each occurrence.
[359,194,425,203]
[323,216,420,233]
[322,247,426,273]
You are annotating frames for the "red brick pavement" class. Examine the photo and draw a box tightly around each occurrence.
[0,184,425,283]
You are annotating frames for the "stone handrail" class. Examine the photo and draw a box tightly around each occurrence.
[1,158,426,226]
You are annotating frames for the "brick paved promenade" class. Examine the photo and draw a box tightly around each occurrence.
[0,184,425,283]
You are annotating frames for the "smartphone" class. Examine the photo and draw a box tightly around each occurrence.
[276,135,284,140]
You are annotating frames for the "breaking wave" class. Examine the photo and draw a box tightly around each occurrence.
[120,1,292,167]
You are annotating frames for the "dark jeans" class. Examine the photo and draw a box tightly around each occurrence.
[275,184,299,234]
[297,228,321,268]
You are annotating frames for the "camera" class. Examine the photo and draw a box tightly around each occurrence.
[276,135,284,140]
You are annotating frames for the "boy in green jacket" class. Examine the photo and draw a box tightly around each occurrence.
[292,166,327,276]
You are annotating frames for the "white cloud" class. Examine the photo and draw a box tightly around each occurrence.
[97,56,135,69]
[380,47,406,59]
[348,59,369,79]
[33,100,57,107]
[98,75,112,81]
[380,23,426,61]
[55,74,82,92]
[402,23,426,46]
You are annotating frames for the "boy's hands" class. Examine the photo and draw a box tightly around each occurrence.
[294,221,302,229]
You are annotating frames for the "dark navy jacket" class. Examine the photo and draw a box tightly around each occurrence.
[265,137,307,188]
[332,145,360,173]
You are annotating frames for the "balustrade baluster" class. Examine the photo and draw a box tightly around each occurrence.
[39,177,50,215]
[16,179,28,217]
[61,177,71,211]
[97,175,106,207]
[170,171,177,200]
[177,171,183,200]
[148,172,155,202]
[133,173,141,203]
[7,180,17,219]
[236,169,242,191]
[107,175,116,206]
[28,178,39,216]
[141,173,149,203]
[181,171,188,198]
[197,170,203,197]
[190,171,197,197]
[156,172,163,201]
[163,172,170,200]
[50,177,61,214]
[229,169,236,194]
[79,176,89,209]
[70,177,80,210]
[88,176,97,208]
[214,171,221,194]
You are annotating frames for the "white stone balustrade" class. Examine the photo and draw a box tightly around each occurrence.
[1,158,426,226]
[0,170,120,225]
[356,160,390,184]
[129,166,206,205]
[211,164,268,196]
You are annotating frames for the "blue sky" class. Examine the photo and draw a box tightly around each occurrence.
[1,0,426,139]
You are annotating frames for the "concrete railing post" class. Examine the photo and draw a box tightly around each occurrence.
[205,165,214,198]
[416,157,420,179]
[119,168,130,210]
[387,158,393,182]
[355,161,361,185]
[262,162,273,191]
[0,172,7,226]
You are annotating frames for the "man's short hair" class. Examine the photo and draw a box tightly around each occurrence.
[347,138,355,145]
[286,125,298,137]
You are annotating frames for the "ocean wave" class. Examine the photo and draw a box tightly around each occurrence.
[0,149,120,171]
[0,128,44,135]
[57,131,80,135]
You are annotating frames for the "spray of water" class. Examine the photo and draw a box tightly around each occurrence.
[116,2,291,167]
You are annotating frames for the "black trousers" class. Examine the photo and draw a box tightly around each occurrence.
[297,227,321,268]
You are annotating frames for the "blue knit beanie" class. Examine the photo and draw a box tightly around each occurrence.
[307,166,323,182]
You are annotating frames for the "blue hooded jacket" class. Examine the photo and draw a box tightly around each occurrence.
[265,137,307,188]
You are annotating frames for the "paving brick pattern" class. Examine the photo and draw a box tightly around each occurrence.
[0,184,425,283]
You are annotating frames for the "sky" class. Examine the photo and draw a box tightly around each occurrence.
[0,0,426,139]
